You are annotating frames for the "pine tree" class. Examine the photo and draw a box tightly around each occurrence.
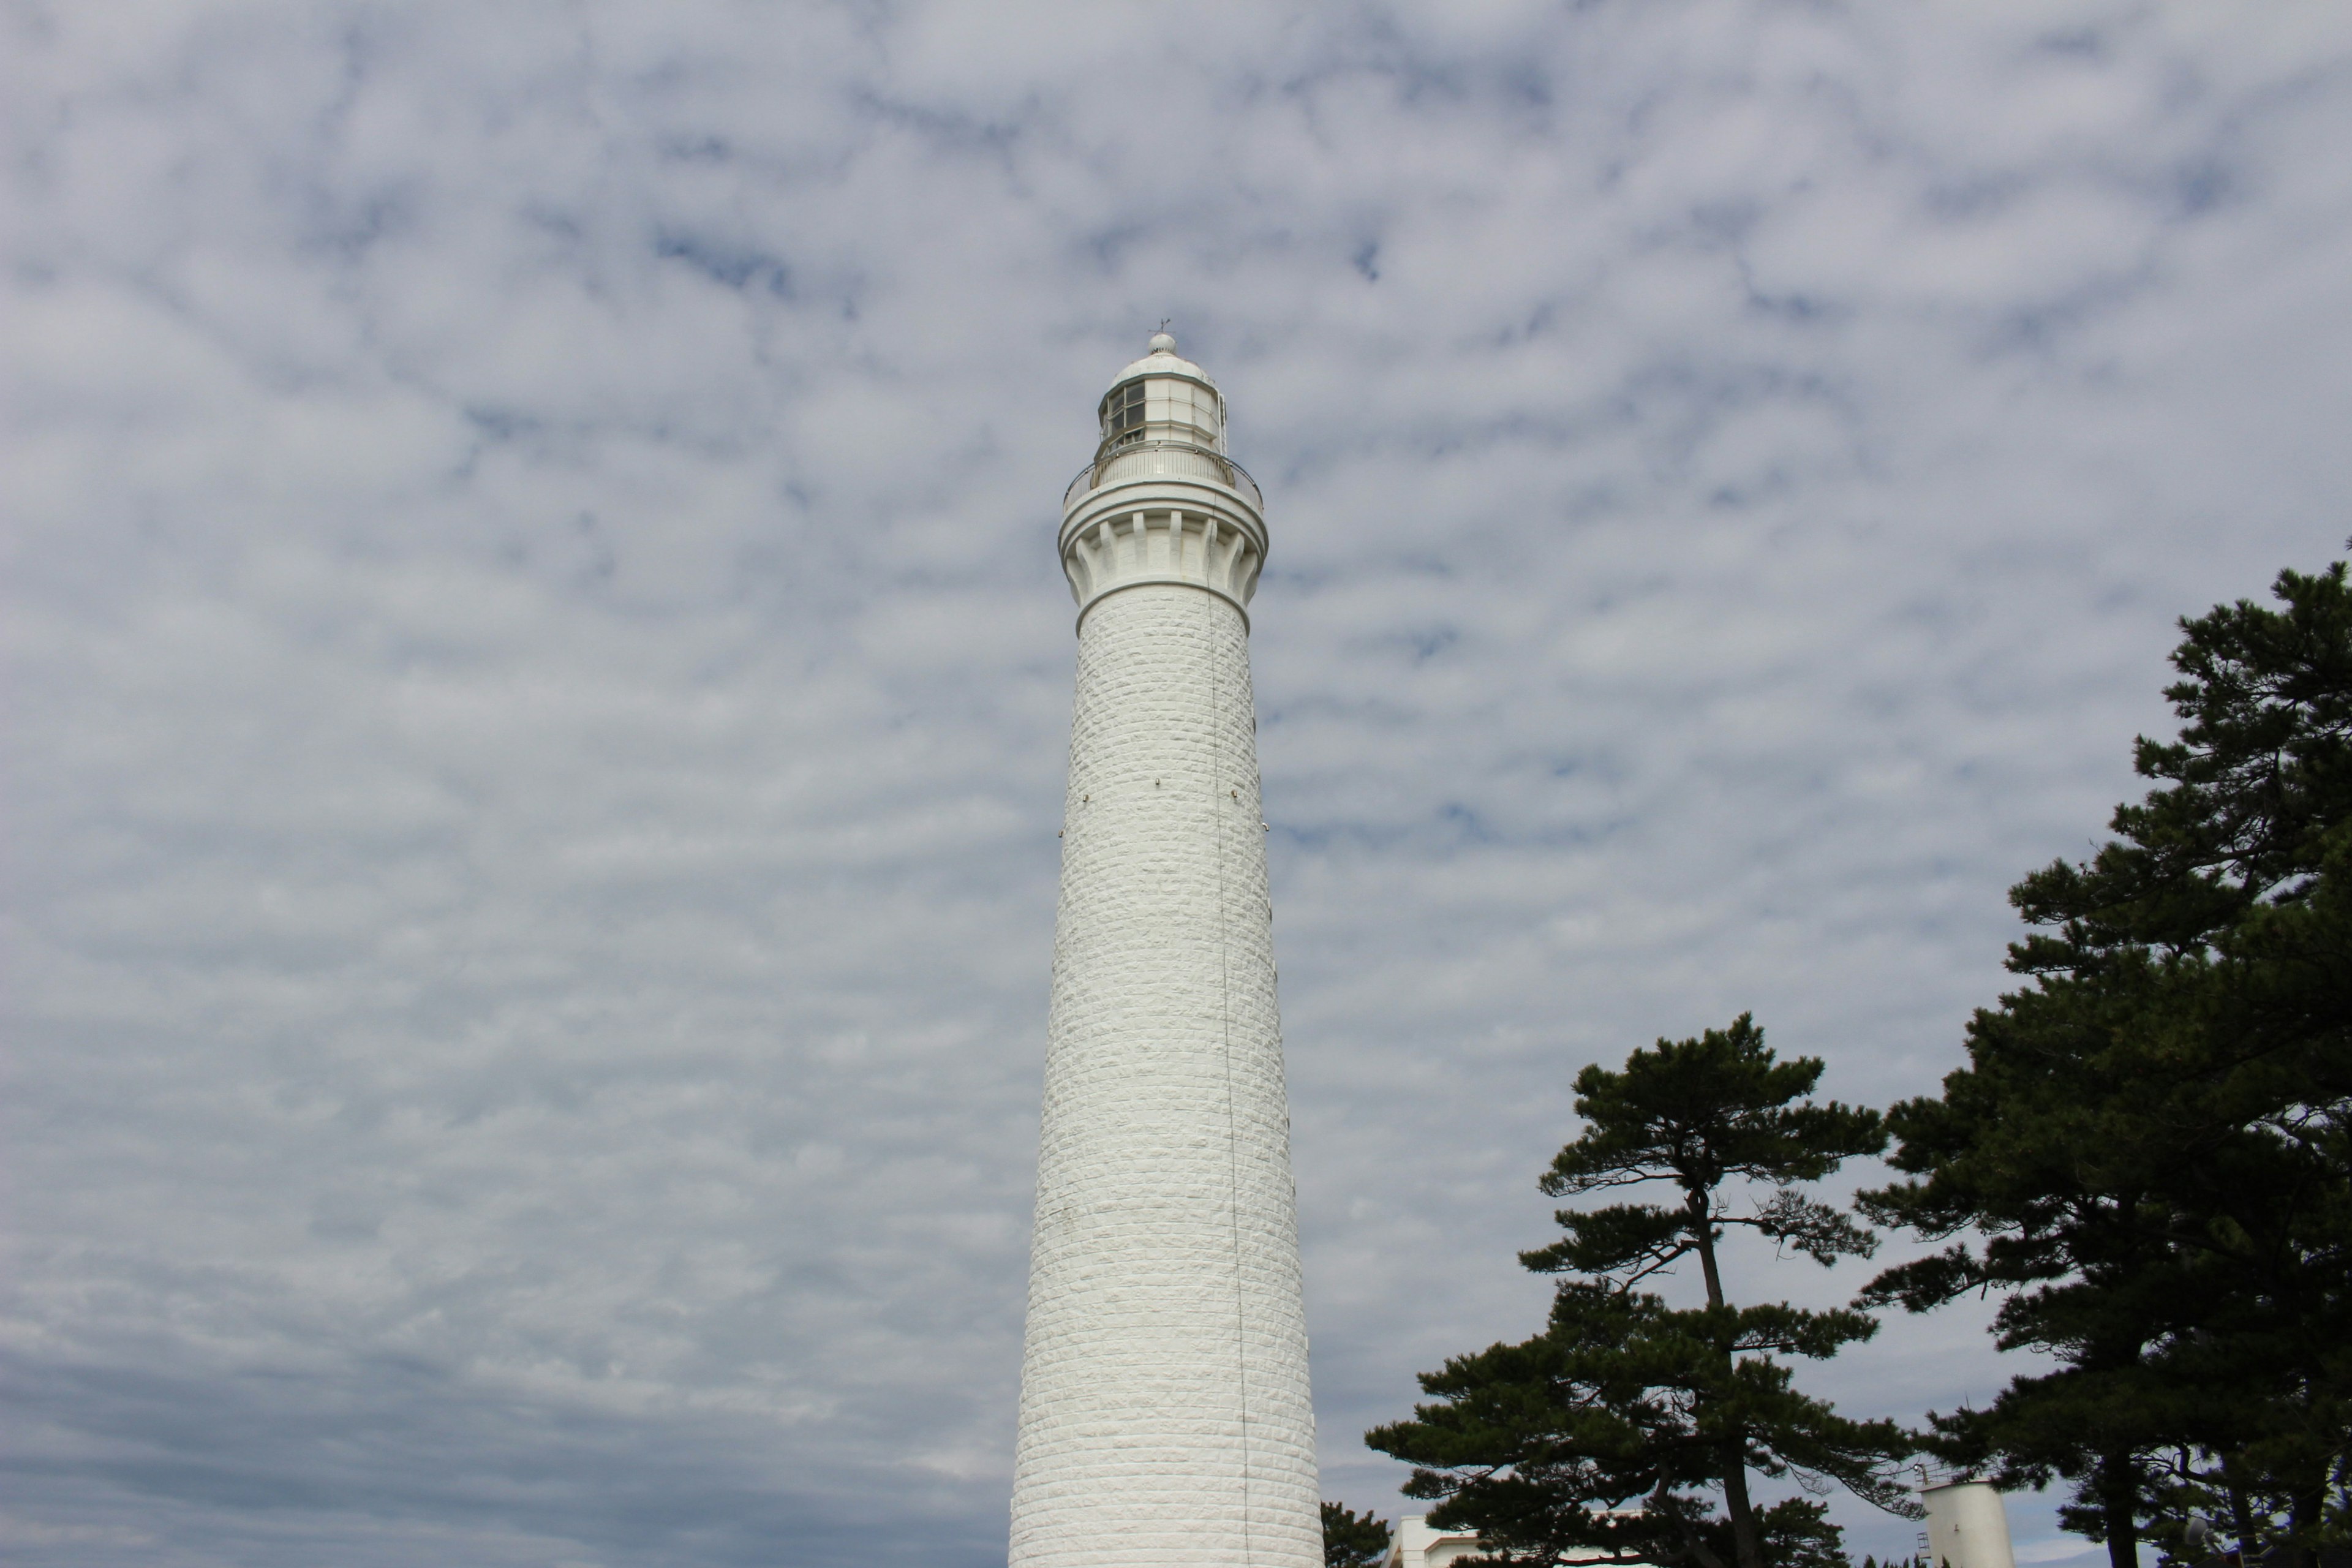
[1368,1016,1916,1568]
[1859,561,2352,1568]
[1325,1501,1393,1568]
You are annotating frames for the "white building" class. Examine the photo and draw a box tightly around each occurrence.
[1387,1514,1491,1568]
[1385,1513,1634,1568]
[1006,336,1322,1568]
[1922,1480,2016,1568]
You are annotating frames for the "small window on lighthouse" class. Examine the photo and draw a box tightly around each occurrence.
[1101,382,1145,445]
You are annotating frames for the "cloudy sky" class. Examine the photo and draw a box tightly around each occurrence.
[7,2,2350,1564]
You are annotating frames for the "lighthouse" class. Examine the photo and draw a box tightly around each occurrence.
[1008,334,1322,1568]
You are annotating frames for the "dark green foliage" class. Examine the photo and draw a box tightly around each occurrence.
[1368,1017,1912,1568]
[1325,1501,1393,1568]
[1860,562,2352,1568]
[1525,1016,1887,1289]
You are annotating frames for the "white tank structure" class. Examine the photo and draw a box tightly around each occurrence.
[1008,334,1321,1568]
[1923,1480,2018,1568]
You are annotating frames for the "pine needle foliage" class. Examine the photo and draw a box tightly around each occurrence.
[1325,1501,1393,1568]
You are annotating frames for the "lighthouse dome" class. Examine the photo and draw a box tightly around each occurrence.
[1108,332,1216,388]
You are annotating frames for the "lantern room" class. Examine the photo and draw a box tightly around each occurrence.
[1094,331,1226,461]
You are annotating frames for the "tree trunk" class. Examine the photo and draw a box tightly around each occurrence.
[2226,1481,2256,1568]
[1690,1195,1763,1568]
[1720,1460,1765,1568]
[2100,1452,2139,1568]
[2289,1479,2325,1568]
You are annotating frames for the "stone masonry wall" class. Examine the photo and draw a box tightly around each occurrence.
[1008,580,1321,1568]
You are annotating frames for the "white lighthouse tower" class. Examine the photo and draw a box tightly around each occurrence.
[1008,334,1321,1568]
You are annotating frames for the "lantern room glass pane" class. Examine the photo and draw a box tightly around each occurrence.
[1101,382,1145,437]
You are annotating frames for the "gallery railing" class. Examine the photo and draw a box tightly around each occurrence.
[1064,442,1263,513]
